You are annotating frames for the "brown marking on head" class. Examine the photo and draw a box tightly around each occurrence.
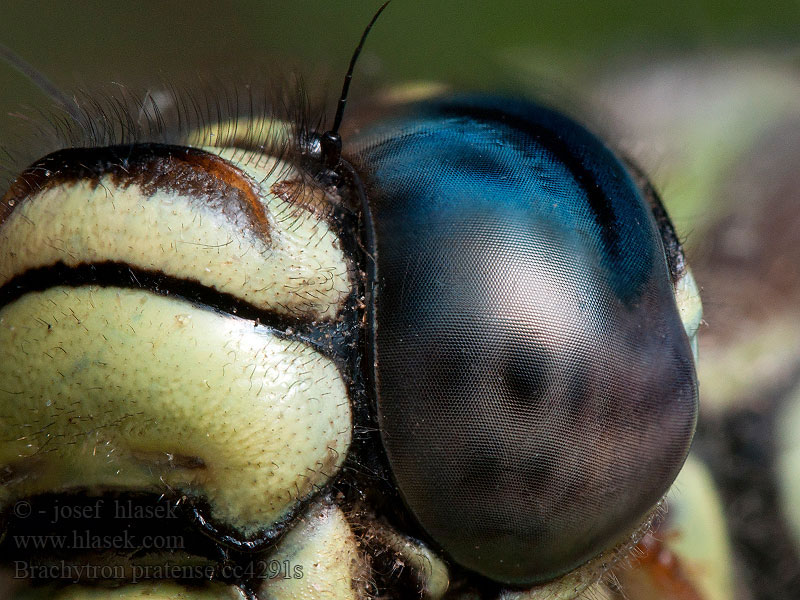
[271,178,341,222]
[618,531,705,600]
[1,144,271,244]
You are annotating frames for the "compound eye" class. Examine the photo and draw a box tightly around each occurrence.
[356,96,699,585]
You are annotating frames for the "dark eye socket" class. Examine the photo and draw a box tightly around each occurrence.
[355,94,698,585]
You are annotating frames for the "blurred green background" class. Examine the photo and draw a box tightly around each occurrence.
[2,1,798,224]
[2,0,798,224]
[1,1,798,126]
[1,2,800,599]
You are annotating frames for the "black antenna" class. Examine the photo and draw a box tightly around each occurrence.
[0,43,86,127]
[319,0,391,168]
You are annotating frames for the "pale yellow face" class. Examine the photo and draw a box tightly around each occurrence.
[0,141,360,598]
[0,115,713,600]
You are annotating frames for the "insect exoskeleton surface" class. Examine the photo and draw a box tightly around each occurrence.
[0,103,366,591]
[0,84,703,600]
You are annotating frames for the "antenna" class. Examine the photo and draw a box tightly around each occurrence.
[319,0,391,168]
[0,43,86,127]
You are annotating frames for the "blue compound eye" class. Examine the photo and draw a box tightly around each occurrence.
[353,95,698,585]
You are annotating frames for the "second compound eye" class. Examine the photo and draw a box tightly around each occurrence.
[353,95,699,585]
